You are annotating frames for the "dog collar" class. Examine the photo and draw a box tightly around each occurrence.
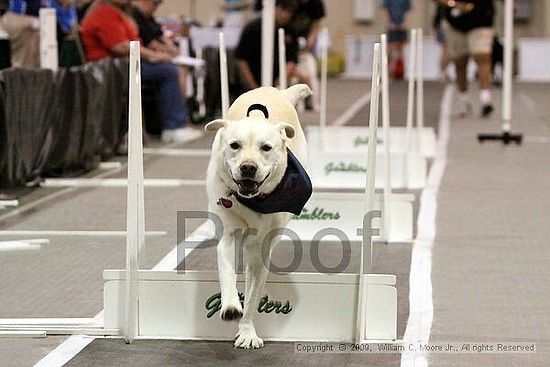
[217,149,312,216]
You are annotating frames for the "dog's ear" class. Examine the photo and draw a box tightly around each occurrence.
[282,84,312,106]
[204,119,227,132]
[276,123,295,140]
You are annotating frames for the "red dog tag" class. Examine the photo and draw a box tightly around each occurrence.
[217,198,233,209]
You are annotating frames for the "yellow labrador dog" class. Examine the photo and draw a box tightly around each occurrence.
[205,84,312,349]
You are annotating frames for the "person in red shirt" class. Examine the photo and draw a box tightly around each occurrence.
[80,0,202,143]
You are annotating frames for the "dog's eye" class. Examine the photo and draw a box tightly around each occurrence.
[230,142,241,150]
[261,144,272,152]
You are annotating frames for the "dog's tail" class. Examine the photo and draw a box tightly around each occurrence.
[282,84,312,106]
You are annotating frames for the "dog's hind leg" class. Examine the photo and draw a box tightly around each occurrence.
[217,232,243,321]
[235,243,270,349]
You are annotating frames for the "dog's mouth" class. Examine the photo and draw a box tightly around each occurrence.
[233,174,270,198]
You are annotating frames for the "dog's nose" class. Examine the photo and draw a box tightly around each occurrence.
[240,162,258,178]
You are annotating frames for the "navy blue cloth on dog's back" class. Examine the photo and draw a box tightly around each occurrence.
[236,149,312,216]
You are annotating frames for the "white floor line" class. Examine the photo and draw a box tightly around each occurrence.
[33,220,212,367]
[42,178,206,188]
[0,165,125,224]
[332,92,371,126]
[0,199,19,208]
[98,162,122,170]
[143,148,211,157]
[0,230,166,237]
[400,85,453,367]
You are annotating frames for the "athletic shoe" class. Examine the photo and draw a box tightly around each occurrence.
[481,104,494,118]
[455,100,472,119]
[161,126,203,144]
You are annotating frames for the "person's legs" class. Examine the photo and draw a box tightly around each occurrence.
[141,61,188,130]
[436,26,450,80]
[443,21,471,117]
[469,27,495,117]
[141,61,202,143]
[388,29,407,79]
[454,55,469,93]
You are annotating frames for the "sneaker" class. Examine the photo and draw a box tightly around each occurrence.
[455,100,472,119]
[481,104,494,118]
[161,126,203,144]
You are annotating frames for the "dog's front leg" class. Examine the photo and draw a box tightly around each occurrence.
[217,232,243,321]
[234,242,270,349]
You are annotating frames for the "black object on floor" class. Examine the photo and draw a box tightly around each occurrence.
[478,131,523,145]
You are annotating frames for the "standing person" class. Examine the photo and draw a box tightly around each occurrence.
[235,0,299,91]
[433,2,450,81]
[0,0,45,68]
[382,0,411,79]
[439,0,495,118]
[80,0,202,143]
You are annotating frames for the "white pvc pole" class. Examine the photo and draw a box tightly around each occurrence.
[502,0,514,131]
[380,34,392,243]
[416,28,424,151]
[195,47,206,118]
[319,27,329,151]
[219,33,229,119]
[405,29,417,187]
[125,41,145,344]
[39,8,58,72]
[261,0,276,86]
[356,42,381,342]
[278,28,287,90]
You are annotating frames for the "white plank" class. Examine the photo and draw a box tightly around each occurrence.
[103,270,397,342]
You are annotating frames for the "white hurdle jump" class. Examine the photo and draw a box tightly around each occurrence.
[307,29,430,192]
[288,34,413,243]
[102,41,397,343]
[309,28,436,159]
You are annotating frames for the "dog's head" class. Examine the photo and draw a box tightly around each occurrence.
[205,117,295,199]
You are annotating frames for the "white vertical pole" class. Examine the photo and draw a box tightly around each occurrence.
[39,8,58,72]
[125,41,145,344]
[278,28,287,90]
[261,0,276,87]
[319,27,329,151]
[196,47,206,118]
[356,43,381,342]
[381,34,392,243]
[219,33,230,119]
[416,28,424,151]
[502,0,514,132]
[405,29,417,187]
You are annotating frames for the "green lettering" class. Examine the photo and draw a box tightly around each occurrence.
[205,293,221,318]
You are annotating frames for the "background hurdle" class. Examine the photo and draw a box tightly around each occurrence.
[306,30,428,191]
[307,28,436,159]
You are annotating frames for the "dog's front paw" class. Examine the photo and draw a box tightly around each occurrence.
[220,302,243,321]
[235,328,264,349]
